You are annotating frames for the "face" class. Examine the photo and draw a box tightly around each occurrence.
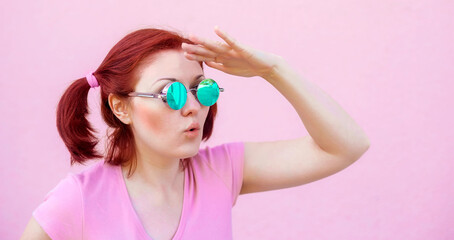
[127,49,210,160]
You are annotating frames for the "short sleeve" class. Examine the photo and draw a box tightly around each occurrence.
[32,173,84,240]
[202,141,245,207]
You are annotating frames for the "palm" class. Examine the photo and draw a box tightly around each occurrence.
[181,26,283,79]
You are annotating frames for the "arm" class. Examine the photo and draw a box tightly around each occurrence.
[265,59,370,158]
[20,217,52,240]
[240,59,370,194]
[182,26,370,194]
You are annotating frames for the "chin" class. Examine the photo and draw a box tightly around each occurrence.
[182,142,201,158]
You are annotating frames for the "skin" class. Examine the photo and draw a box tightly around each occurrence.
[21,25,369,239]
[106,25,282,201]
[108,49,209,199]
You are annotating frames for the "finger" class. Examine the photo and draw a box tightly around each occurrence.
[204,61,229,72]
[184,52,215,62]
[181,43,217,58]
[188,34,231,54]
[213,26,246,53]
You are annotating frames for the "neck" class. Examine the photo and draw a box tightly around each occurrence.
[122,154,184,194]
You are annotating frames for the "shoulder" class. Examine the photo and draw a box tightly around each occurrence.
[194,141,245,206]
[71,160,115,185]
[39,173,81,205]
[32,173,84,239]
[197,141,244,165]
[31,160,117,239]
[69,160,122,201]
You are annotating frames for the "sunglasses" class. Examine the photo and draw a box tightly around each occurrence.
[128,78,224,110]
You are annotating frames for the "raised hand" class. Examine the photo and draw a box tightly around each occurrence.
[181,26,284,79]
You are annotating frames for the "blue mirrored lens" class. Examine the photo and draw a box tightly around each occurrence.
[166,79,220,110]
[166,82,187,110]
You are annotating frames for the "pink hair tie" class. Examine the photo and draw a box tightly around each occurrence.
[86,71,99,88]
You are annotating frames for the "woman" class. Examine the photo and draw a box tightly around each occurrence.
[21,26,370,239]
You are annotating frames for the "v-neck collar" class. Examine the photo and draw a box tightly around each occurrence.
[118,164,189,240]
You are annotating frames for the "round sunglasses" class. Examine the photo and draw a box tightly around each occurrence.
[128,78,224,110]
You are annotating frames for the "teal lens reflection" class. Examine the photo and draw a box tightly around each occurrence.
[166,79,220,110]
[197,79,220,107]
[166,82,187,110]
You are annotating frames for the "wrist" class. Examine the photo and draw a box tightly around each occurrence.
[261,56,289,83]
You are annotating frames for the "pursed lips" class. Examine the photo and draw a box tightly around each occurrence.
[184,122,200,132]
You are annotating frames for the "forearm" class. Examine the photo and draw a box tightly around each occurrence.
[264,58,370,159]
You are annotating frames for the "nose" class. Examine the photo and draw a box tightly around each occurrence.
[181,89,201,114]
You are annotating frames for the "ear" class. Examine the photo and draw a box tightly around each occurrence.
[108,93,132,125]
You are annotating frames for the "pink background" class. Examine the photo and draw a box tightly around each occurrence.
[1,1,453,239]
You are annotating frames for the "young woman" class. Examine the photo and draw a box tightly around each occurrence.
[21,26,370,240]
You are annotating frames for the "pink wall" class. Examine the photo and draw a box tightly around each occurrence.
[2,1,453,239]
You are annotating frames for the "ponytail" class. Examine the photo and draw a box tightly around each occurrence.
[56,77,103,165]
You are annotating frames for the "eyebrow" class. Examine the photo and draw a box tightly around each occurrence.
[153,74,205,86]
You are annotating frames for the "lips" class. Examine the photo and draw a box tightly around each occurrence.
[185,122,200,132]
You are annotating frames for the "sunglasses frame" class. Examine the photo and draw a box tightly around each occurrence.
[127,78,224,108]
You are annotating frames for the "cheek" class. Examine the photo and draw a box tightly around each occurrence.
[134,102,166,133]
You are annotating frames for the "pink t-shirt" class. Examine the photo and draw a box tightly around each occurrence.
[32,141,244,240]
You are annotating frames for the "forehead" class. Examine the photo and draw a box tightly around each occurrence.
[135,50,203,89]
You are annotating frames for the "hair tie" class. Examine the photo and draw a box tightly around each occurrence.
[86,71,99,88]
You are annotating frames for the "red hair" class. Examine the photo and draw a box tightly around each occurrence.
[56,28,217,177]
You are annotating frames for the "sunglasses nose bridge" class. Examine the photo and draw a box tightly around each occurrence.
[188,87,197,96]
[185,87,200,106]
